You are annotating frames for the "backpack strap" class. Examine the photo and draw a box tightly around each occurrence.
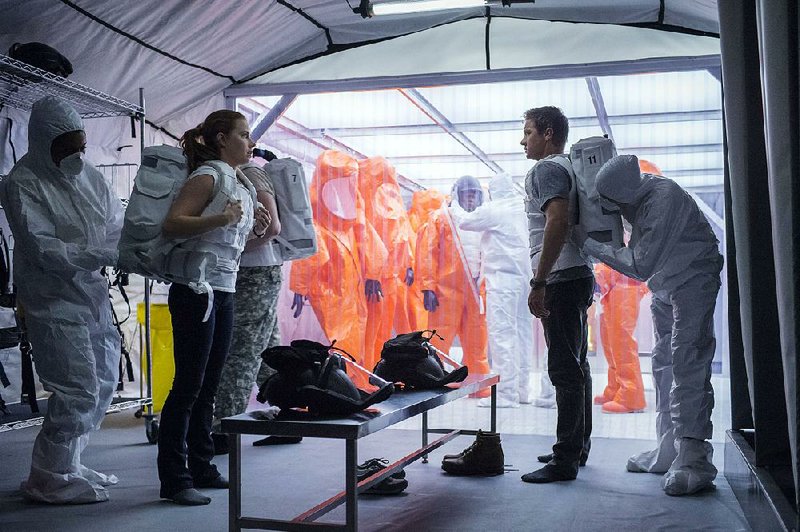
[545,154,574,179]
[542,154,579,226]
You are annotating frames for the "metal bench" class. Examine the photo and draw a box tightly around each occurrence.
[221,373,499,531]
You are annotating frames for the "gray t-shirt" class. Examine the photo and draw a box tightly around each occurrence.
[239,165,283,267]
[529,159,593,283]
[242,165,276,197]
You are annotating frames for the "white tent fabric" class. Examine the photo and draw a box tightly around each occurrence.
[246,18,720,88]
[1,1,718,138]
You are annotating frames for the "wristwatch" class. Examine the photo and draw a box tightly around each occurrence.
[529,278,547,290]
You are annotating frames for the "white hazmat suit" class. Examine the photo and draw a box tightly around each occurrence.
[459,174,533,407]
[2,96,123,504]
[583,154,723,496]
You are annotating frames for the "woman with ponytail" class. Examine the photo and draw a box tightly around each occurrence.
[156,110,271,506]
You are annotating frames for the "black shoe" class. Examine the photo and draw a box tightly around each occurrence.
[362,477,409,495]
[357,458,406,480]
[441,432,504,476]
[521,464,577,484]
[253,435,303,446]
[537,452,588,467]
[164,488,211,506]
[212,433,229,456]
[194,475,229,489]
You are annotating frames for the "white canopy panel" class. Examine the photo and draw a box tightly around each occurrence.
[245,18,720,88]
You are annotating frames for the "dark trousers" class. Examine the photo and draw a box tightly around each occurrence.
[542,276,594,473]
[157,283,234,497]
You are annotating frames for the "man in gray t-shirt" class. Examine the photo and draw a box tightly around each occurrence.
[520,106,594,484]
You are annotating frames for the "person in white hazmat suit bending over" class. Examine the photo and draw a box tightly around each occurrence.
[458,173,534,408]
[2,96,124,504]
[578,154,723,496]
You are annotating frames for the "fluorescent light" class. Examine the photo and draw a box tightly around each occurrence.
[371,0,487,16]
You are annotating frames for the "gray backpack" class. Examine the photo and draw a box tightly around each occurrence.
[263,158,317,261]
[117,145,251,282]
[551,136,624,247]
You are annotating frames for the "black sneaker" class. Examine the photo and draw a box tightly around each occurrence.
[361,477,409,495]
[357,458,406,480]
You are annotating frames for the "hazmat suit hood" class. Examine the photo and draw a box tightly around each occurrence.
[27,96,84,177]
[452,175,484,207]
[596,154,653,205]
[408,189,446,232]
[358,156,407,224]
[358,156,413,279]
[310,150,366,231]
[638,158,662,176]
[488,173,518,200]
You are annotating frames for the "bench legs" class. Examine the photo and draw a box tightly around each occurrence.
[345,439,358,532]
[229,434,241,532]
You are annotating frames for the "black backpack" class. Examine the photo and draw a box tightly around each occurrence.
[8,42,73,78]
[373,330,468,390]
[257,340,394,416]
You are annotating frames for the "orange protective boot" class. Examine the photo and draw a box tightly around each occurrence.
[602,400,644,414]
[594,392,615,405]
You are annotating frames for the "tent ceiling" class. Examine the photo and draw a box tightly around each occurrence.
[3,1,718,129]
[243,18,720,89]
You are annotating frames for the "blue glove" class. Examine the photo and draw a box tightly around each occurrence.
[404,268,414,286]
[422,290,439,312]
[291,293,305,318]
[365,279,383,302]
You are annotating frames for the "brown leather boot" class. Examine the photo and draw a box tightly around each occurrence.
[441,431,504,476]
[442,430,484,460]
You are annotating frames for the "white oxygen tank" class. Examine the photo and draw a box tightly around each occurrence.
[570,136,624,247]
[263,158,317,261]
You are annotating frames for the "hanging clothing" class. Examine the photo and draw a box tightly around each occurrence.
[417,178,490,379]
[290,150,387,375]
[356,157,414,370]
[405,189,447,332]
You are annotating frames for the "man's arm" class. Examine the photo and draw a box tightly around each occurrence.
[529,197,569,317]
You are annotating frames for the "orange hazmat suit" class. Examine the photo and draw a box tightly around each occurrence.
[594,262,648,412]
[290,151,388,385]
[416,198,490,380]
[404,189,447,332]
[357,157,415,370]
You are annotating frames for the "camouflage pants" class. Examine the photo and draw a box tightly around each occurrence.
[214,265,281,424]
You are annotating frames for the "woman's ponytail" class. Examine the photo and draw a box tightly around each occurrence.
[180,110,246,173]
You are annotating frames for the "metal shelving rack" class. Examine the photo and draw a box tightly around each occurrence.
[0,53,158,442]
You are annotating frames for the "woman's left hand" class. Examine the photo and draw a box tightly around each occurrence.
[253,204,271,235]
